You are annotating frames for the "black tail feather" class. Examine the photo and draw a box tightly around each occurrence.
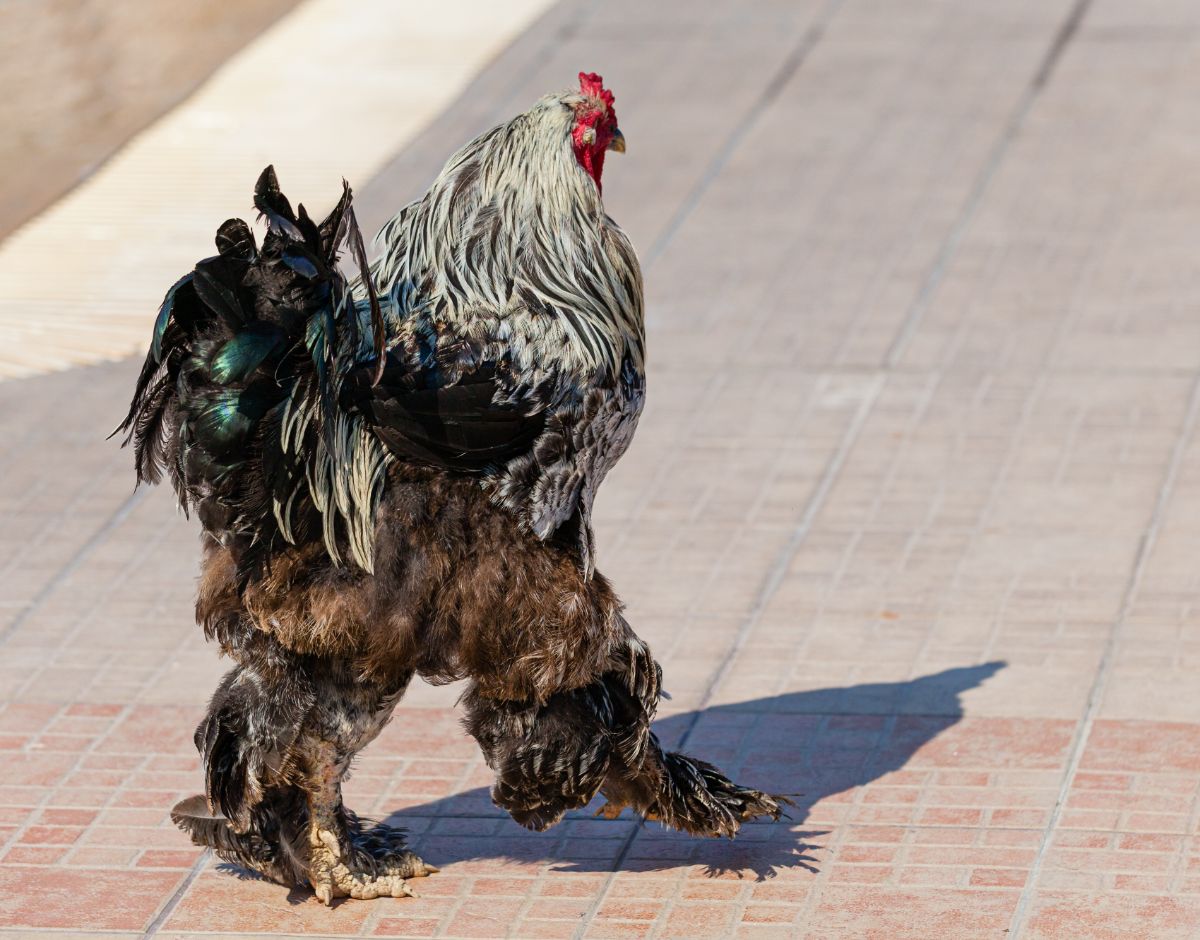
[116,166,391,586]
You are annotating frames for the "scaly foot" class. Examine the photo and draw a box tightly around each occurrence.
[309,826,437,904]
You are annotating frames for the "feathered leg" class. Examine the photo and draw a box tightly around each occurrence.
[464,631,788,837]
[171,636,435,902]
[297,688,438,905]
[463,682,618,831]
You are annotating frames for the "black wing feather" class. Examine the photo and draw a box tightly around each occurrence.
[361,362,547,472]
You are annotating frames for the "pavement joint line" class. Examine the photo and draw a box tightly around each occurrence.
[141,848,212,939]
[1006,366,1200,936]
[641,0,843,269]
[882,0,1095,369]
[0,485,148,647]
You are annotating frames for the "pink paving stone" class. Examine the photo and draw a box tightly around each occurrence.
[1118,833,1184,852]
[679,880,743,900]
[1112,875,1173,892]
[751,883,811,903]
[844,826,907,844]
[602,879,673,902]
[6,0,1200,937]
[17,825,84,846]
[470,875,538,896]
[1080,721,1200,772]
[35,807,98,826]
[537,875,610,897]
[2,845,67,865]
[919,807,984,826]
[934,771,992,787]
[95,705,199,754]
[970,867,1029,887]
[516,920,585,939]
[0,806,33,825]
[659,901,737,939]
[1124,812,1191,833]
[809,887,1020,939]
[1047,848,1175,874]
[66,846,140,867]
[896,867,967,887]
[65,702,124,717]
[907,846,1035,868]
[0,703,61,731]
[1053,830,1112,849]
[164,871,374,934]
[736,927,805,940]
[443,898,527,937]
[1073,772,1135,791]
[1026,893,1200,939]
[373,915,441,937]
[911,827,975,846]
[0,868,182,930]
[889,717,1076,769]
[828,863,895,884]
[835,845,902,869]
[743,903,802,924]
[525,897,593,918]
[136,848,204,868]
[1060,809,1122,830]
[596,900,662,921]
[585,923,658,940]
[989,808,1049,827]
[1,752,78,787]
[984,830,1044,848]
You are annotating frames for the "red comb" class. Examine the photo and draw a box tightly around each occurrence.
[578,71,615,109]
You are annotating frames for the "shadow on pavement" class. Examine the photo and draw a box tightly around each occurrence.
[379,661,1006,881]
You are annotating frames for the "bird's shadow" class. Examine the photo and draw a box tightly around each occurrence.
[373,661,1006,882]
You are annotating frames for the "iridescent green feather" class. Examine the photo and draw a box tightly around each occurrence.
[210,329,283,385]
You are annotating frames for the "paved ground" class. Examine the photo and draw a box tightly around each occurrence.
[2,0,1200,937]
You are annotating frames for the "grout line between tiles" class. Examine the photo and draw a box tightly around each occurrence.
[141,848,212,939]
[882,0,1095,368]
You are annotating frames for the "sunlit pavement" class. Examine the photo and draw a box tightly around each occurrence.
[3,0,1200,937]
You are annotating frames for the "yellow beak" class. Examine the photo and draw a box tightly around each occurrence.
[608,128,626,153]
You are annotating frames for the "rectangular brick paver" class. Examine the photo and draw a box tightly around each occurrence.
[3,0,1200,937]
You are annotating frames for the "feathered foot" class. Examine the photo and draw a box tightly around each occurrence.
[600,746,792,838]
[656,751,790,837]
[171,794,437,902]
[597,637,791,838]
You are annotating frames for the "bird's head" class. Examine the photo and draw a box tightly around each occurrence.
[568,72,624,195]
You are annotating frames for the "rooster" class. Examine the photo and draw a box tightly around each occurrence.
[119,72,785,904]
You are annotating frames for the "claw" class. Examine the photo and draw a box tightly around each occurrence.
[395,878,417,898]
